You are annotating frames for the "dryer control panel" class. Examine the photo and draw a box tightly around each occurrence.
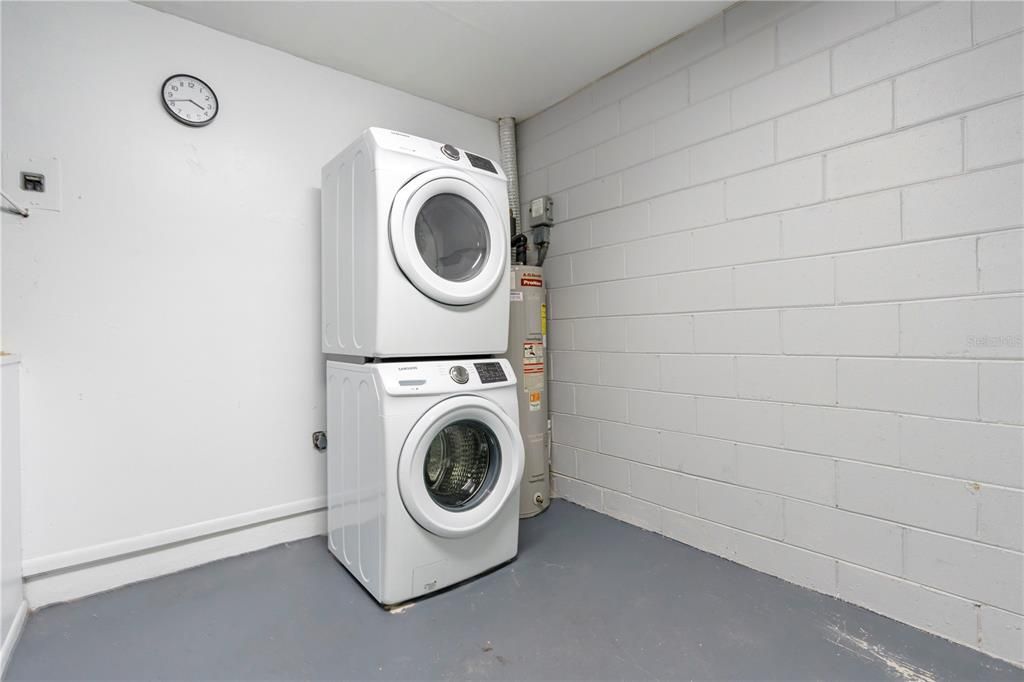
[367,127,506,181]
[376,358,516,396]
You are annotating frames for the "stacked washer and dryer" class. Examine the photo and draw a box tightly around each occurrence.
[321,128,525,606]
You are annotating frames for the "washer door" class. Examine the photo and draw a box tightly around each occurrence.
[390,169,506,306]
[398,395,524,538]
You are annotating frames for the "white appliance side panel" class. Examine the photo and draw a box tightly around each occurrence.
[322,138,375,355]
[321,154,341,353]
[326,365,383,599]
[351,149,374,355]
[355,376,382,588]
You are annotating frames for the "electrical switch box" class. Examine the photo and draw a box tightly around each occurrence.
[529,195,553,228]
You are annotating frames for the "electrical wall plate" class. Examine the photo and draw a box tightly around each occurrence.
[2,153,62,212]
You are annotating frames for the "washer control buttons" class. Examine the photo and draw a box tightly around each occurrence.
[474,362,508,384]
[441,144,460,161]
[449,365,469,384]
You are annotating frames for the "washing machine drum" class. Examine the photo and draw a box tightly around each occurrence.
[424,421,499,509]
[390,169,507,306]
[398,396,524,538]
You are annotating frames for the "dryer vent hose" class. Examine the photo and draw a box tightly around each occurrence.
[498,117,520,238]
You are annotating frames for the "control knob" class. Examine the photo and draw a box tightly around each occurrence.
[441,144,460,161]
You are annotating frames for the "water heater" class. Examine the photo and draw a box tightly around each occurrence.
[504,265,550,517]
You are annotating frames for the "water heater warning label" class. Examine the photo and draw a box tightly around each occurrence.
[523,341,544,392]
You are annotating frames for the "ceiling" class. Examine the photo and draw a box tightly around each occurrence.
[141,1,729,120]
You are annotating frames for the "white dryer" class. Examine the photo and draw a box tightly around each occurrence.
[326,358,524,606]
[322,128,511,358]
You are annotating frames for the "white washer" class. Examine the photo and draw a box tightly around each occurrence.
[326,358,524,606]
[321,128,510,358]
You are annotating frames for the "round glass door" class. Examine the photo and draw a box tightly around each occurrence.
[415,195,490,283]
[423,419,501,511]
[390,170,507,306]
[398,396,524,538]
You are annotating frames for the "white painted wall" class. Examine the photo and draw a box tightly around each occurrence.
[1,1,497,601]
[520,0,1023,666]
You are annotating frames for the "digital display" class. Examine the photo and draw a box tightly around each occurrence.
[474,362,507,384]
[466,152,497,174]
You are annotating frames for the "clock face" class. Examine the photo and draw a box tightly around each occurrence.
[161,75,218,127]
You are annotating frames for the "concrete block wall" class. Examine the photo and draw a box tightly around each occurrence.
[518,1,1023,666]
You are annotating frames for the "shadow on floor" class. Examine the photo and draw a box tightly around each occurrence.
[8,500,1020,680]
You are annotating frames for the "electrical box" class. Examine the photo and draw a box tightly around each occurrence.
[529,196,553,228]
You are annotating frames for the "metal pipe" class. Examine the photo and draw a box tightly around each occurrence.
[497,117,520,239]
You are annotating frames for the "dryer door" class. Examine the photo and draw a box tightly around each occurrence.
[397,395,524,538]
[390,169,507,306]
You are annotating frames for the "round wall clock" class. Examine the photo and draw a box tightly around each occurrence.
[161,74,218,127]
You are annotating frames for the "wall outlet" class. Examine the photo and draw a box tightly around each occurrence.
[2,153,62,212]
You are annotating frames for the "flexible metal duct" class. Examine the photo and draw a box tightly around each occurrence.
[497,117,521,238]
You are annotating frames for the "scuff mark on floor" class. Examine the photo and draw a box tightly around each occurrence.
[826,622,937,682]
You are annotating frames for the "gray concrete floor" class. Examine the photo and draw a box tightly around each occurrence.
[8,500,1020,680]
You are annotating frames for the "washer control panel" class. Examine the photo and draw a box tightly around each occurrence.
[375,358,516,395]
[473,361,508,384]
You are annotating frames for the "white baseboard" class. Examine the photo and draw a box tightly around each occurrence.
[1,600,29,679]
[25,508,326,609]
[24,496,326,576]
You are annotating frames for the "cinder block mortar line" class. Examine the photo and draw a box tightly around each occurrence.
[551,284,1024,326]
[898,0,938,19]
[832,558,990,649]
[557,291,1023,314]
[970,0,976,46]
[555,416,1024,492]
[552,349,1024,364]
[977,362,983,421]
[897,303,904,356]
[525,29,1023,187]
[551,225,1021,289]
[558,346,1024,363]
[552,468,1020,667]
[524,0,1016,155]
[542,160,1021,259]
[543,144,1020,233]
[552,471,1022,617]
[550,374,1024,427]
